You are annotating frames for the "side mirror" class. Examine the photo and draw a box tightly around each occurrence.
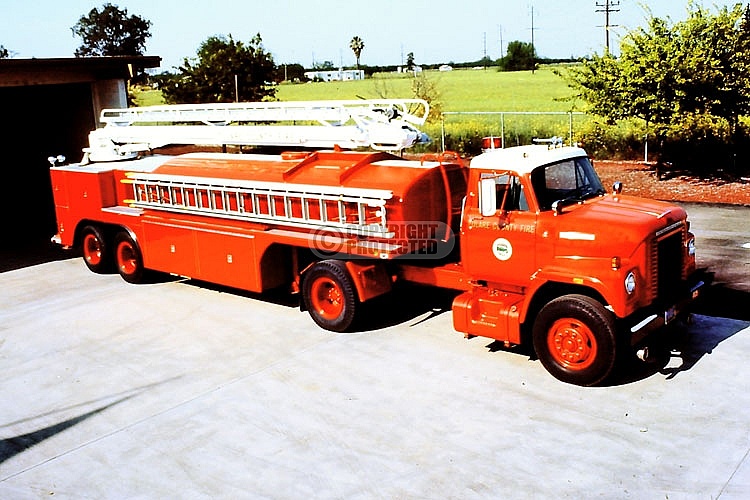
[480,178,497,216]
[612,181,623,195]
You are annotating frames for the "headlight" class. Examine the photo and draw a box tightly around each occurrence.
[686,237,696,256]
[625,272,637,295]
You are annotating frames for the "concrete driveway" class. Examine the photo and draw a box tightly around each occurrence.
[1,254,749,499]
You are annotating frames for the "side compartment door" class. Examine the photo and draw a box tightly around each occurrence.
[462,173,537,287]
[195,229,260,292]
[142,220,199,278]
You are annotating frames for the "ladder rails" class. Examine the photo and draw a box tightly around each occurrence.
[85,99,431,162]
[100,99,429,127]
[123,172,395,238]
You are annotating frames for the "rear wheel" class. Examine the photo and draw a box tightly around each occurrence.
[302,260,358,332]
[114,231,145,284]
[81,225,112,273]
[532,294,617,386]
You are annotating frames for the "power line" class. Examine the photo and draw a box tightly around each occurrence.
[595,0,620,52]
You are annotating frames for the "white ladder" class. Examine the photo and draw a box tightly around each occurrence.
[123,171,395,238]
[86,99,431,162]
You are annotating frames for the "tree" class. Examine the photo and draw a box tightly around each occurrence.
[406,52,416,71]
[563,3,750,169]
[498,41,536,71]
[276,63,307,82]
[155,34,277,104]
[313,60,335,70]
[349,36,364,70]
[411,72,442,123]
[0,45,9,58]
[71,3,151,57]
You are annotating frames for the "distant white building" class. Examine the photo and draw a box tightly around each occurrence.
[304,68,365,82]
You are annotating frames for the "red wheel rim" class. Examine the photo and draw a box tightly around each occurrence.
[117,241,137,275]
[547,318,597,371]
[83,234,102,266]
[310,276,344,320]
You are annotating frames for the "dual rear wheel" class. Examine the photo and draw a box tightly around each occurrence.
[79,225,146,284]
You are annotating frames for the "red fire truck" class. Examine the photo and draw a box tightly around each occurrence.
[49,99,705,386]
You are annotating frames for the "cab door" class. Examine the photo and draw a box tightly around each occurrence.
[461,172,538,287]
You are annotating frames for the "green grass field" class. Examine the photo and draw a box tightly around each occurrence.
[136,66,578,110]
[276,66,578,112]
[275,66,587,152]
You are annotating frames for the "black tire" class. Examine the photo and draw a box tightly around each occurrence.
[80,225,113,274]
[532,294,617,386]
[114,231,146,284]
[302,260,358,332]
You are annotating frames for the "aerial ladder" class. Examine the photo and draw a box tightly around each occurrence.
[84,99,431,163]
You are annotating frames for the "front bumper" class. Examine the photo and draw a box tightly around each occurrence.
[627,274,708,346]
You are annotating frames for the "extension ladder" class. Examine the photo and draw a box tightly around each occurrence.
[122,171,395,238]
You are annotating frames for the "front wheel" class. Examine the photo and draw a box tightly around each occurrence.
[302,260,358,332]
[532,294,617,386]
[114,231,146,284]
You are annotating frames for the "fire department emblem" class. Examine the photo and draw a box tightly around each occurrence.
[492,237,513,261]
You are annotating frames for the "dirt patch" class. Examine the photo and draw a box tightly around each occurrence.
[594,160,750,206]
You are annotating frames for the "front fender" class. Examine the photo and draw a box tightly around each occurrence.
[522,266,628,323]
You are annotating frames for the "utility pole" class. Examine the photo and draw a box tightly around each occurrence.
[530,4,538,74]
[498,24,504,58]
[483,31,487,67]
[595,0,620,53]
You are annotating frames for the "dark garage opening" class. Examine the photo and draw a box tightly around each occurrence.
[0,56,160,271]
[1,83,94,249]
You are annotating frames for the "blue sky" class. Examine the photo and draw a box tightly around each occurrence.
[0,1,744,70]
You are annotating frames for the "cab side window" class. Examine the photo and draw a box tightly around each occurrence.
[487,174,528,212]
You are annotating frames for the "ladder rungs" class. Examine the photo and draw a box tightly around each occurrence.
[123,175,392,238]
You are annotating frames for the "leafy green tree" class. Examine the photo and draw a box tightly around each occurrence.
[498,41,536,71]
[350,36,364,70]
[313,60,335,70]
[156,34,277,104]
[563,3,750,169]
[276,63,307,82]
[71,3,151,57]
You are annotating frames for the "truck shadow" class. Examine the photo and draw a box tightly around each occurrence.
[610,274,750,384]
[161,271,749,387]
[612,313,749,385]
[354,285,460,332]
[692,279,750,322]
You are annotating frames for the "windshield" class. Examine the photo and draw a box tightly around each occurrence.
[531,156,605,211]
